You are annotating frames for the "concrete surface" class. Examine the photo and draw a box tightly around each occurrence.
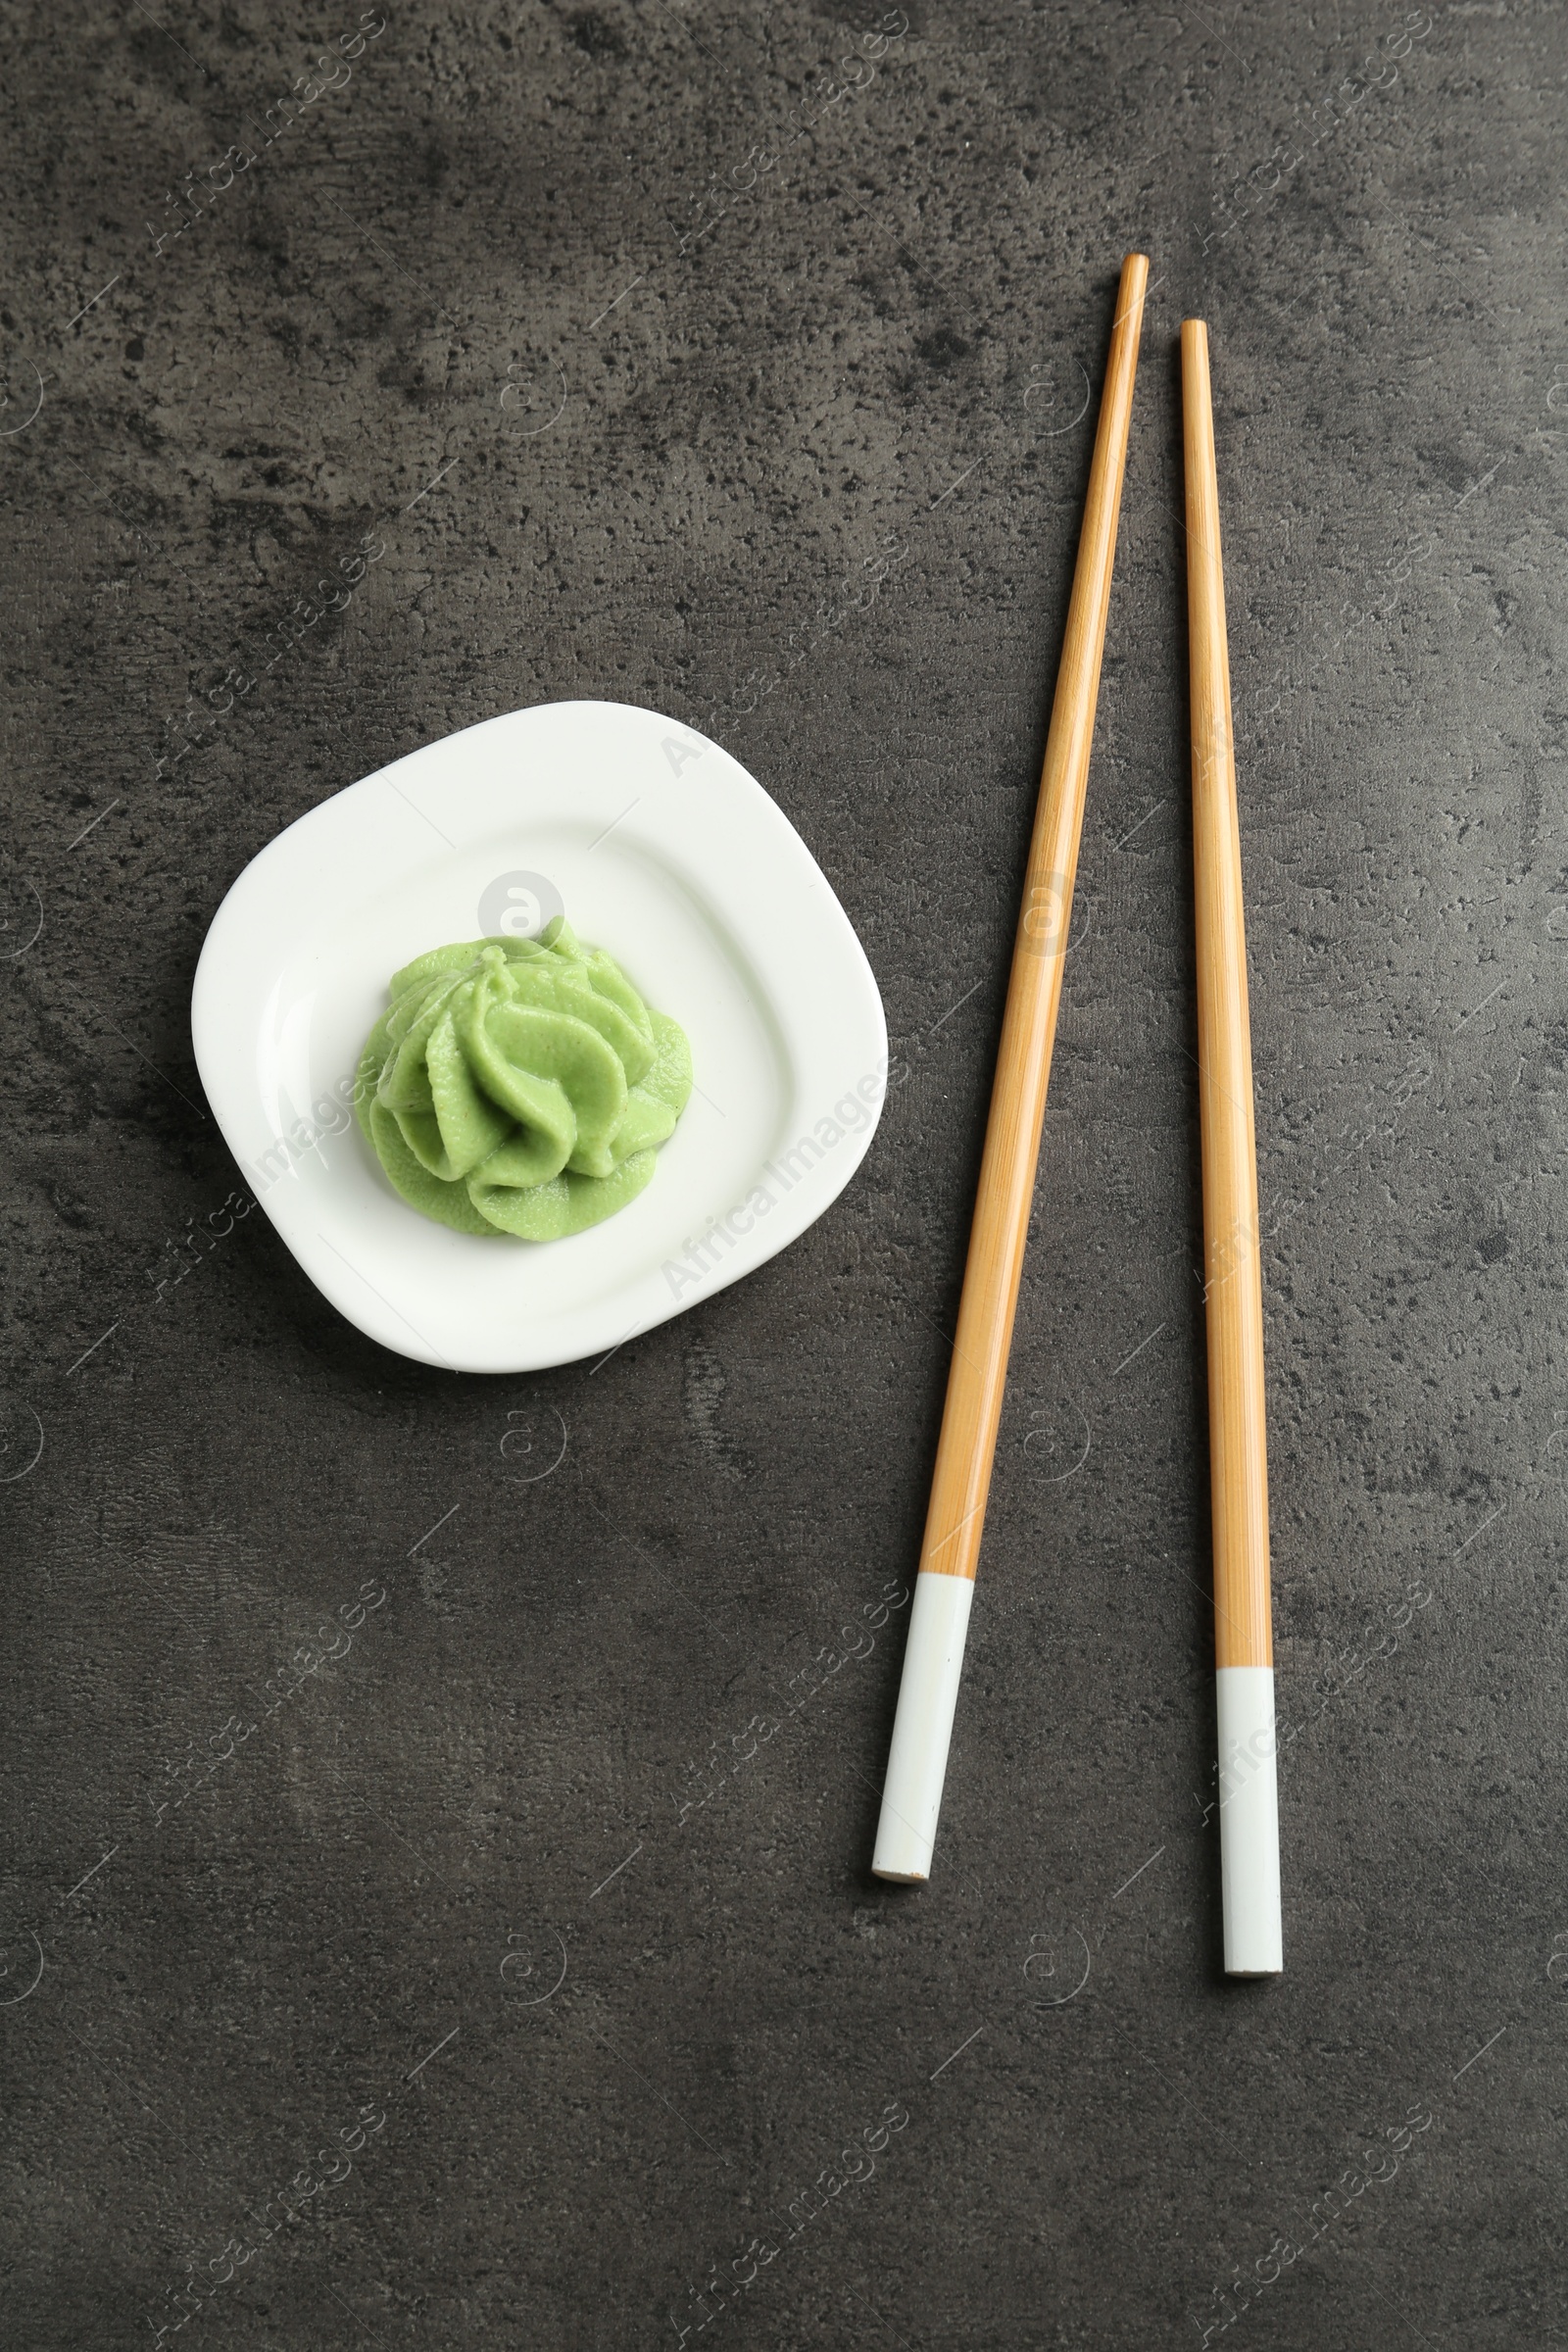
[3,2,1565,2345]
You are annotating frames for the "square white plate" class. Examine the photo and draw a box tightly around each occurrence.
[191,700,888,1372]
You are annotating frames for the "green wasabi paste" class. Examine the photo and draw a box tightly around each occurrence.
[356,918,692,1241]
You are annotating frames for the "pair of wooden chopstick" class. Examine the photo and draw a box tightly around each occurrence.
[872,257,1281,1979]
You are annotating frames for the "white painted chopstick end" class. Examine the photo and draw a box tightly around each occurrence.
[1216,1665,1284,1977]
[871,1572,976,1884]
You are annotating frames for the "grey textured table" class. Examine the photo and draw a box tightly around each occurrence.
[4,4,1563,2345]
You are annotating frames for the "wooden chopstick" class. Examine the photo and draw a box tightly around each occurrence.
[872,254,1150,1885]
[1182,318,1282,1977]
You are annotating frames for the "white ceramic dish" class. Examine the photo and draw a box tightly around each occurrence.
[191,700,888,1373]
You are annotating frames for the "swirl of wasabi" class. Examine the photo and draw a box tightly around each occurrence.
[355,917,692,1241]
